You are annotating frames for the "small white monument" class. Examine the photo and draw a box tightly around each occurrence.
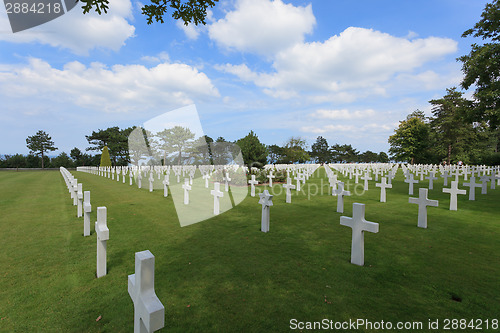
[334,182,351,213]
[210,182,224,215]
[361,172,372,191]
[479,175,489,195]
[149,172,154,192]
[95,207,109,278]
[137,172,142,189]
[463,177,481,201]
[340,203,379,266]
[375,177,392,203]
[162,175,169,197]
[83,191,91,237]
[282,177,296,203]
[202,173,210,188]
[223,172,231,192]
[409,188,439,228]
[267,171,275,187]
[182,178,191,205]
[442,180,466,211]
[259,190,273,233]
[77,183,83,218]
[248,175,259,197]
[425,171,438,190]
[404,173,419,195]
[441,171,451,187]
[128,250,165,333]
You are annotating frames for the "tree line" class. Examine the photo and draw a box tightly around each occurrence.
[388,1,500,165]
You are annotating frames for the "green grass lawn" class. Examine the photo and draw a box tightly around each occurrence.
[0,168,499,332]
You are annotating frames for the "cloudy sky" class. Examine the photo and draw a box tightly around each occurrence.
[0,0,490,155]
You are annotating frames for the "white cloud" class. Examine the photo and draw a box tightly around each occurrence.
[208,0,315,56]
[0,0,135,55]
[218,27,458,102]
[176,21,201,40]
[300,123,392,135]
[311,109,376,120]
[0,58,220,112]
[141,52,170,63]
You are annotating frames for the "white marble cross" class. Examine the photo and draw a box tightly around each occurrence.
[223,172,231,192]
[425,171,438,190]
[259,190,273,233]
[442,180,466,211]
[334,181,351,213]
[149,172,155,192]
[361,172,372,191]
[248,175,259,197]
[128,250,165,333]
[267,171,275,187]
[162,175,169,197]
[295,173,305,191]
[182,178,191,205]
[441,171,450,187]
[95,207,109,278]
[202,173,210,188]
[489,173,496,190]
[479,175,489,194]
[282,177,296,203]
[137,172,142,189]
[375,177,392,202]
[353,170,362,183]
[409,188,438,228]
[404,173,419,195]
[130,169,134,186]
[210,182,224,215]
[83,191,91,237]
[77,183,83,218]
[329,174,338,196]
[72,179,78,206]
[116,168,120,182]
[463,176,481,200]
[340,203,379,266]
[123,168,126,183]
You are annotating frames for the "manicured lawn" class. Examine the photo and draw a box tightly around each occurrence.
[0,168,499,332]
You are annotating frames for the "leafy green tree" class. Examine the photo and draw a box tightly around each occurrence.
[459,0,500,128]
[236,131,268,167]
[156,126,195,165]
[26,130,58,169]
[1,154,27,168]
[282,137,309,163]
[429,88,475,164]
[86,126,135,166]
[388,110,430,164]
[267,144,285,164]
[311,136,332,163]
[82,0,218,26]
[359,150,379,163]
[52,152,74,168]
[377,152,390,163]
[331,144,359,163]
[100,146,112,167]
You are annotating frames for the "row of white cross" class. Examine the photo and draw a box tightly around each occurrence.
[60,167,164,333]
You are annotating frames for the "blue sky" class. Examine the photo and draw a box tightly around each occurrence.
[0,0,491,155]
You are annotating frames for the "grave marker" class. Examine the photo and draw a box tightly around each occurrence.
[182,178,191,205]
[282,177,296,203]
[210,182,224,215]
[83,191,91,237]
[128,250,165,333]
[375,177,392,203]
[95,207,109,278]
[340,203,379,266]
[248,175,259,197]
[409,188,439,228]
[442,180,466,211]
[259,190,273,232]
[334,182,351,213]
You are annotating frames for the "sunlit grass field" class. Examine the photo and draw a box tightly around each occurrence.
[0,167,499,332]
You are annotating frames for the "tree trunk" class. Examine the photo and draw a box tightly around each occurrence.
[447,143,452,165]
[41,151,44,169]
[411,157,414,165]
